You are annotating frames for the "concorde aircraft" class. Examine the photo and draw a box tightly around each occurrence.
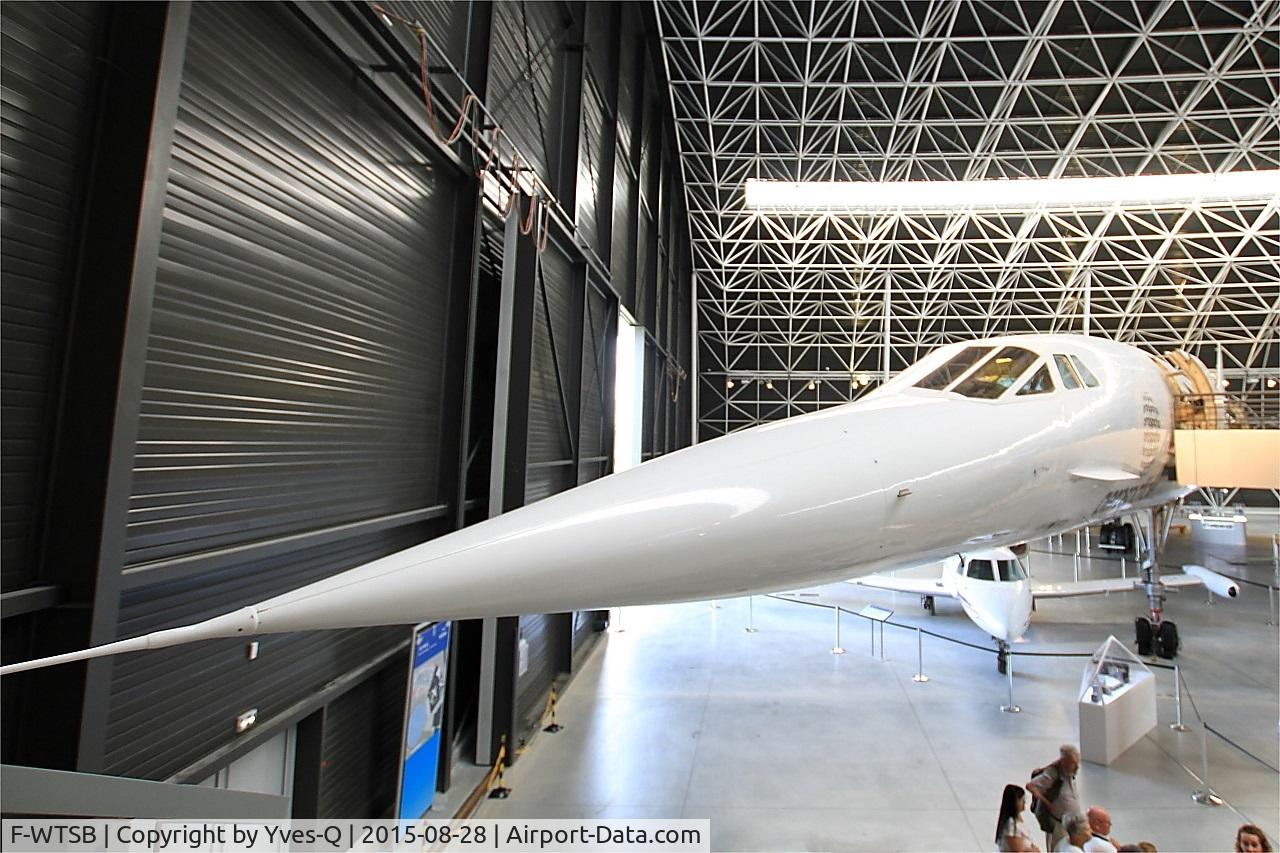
[850,546,1238,670]
[0,334,1208,675]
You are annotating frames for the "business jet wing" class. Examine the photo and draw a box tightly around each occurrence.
[1032,565,1238,600]
[1031,577,1141,598]
[851,574,953,597]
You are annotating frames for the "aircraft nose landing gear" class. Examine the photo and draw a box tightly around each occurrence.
[997,641,1009,674]
[922,595,935,614]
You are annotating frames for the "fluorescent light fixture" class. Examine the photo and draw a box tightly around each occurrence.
[743,170,1280,212]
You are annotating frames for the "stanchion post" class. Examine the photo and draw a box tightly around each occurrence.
[1268,585,1276,627]
[1120,554,1126,578]
[831,606,845,655]
[912,626,929,683]
[1191,723,1223,806]
[488,735,512,799]
[544,687,563,733]
[1001,652,1021,713]
[615,607,625,633]
[868,618,874,657]
[1170,665,1188,732]
[745,596,758,633]
[878,621,886,661]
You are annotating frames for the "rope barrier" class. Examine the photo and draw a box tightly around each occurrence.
[1204,723,1280,774]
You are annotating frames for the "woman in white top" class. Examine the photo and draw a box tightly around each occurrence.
[996,784,1042,852]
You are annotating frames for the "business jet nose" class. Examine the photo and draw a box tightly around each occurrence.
[966,582,1033,643]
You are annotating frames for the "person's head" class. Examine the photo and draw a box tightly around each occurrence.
[1236,824,1272,853]
[1087,806,1112,836]
[995,784,1026,841]
[1059,743,1081,775]
[1137,844,1157,852]
[1065,813,1092,845]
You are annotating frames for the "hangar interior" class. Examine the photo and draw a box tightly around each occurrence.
[1,0,1277,847]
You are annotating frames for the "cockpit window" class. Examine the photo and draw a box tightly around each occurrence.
[1053,354,1082,390]
[952,347,1038,399]
[914,346,994,391]
[998,559,1026,581]
[1068,354,1100,387]
[966,559,995,581]
[1015,364,1055,396]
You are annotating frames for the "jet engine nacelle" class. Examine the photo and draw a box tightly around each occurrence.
[1183,564,1239,598]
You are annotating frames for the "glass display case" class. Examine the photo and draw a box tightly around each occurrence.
[1078,636,1157,764]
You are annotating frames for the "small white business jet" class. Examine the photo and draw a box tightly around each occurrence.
[0,334,1212,675]
[852,546,1238,670]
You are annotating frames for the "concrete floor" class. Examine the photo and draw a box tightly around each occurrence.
[475,527,1280,852]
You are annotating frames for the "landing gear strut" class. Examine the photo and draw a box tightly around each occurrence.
[922,595,935,614]
[997,641,1009,674]
[1134,506,1180,659]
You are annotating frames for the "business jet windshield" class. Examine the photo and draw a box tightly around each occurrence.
[965,558,1027,581]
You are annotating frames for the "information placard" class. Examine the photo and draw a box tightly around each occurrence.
[396,621,450,819]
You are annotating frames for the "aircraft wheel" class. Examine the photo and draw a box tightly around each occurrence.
[923,595,935,614]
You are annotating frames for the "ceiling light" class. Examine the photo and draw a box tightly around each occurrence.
[764,380,773,390]
[725,379,735,389]
[807,381,816,390]
[743,170,1280,213]
[1267,378,1278,389]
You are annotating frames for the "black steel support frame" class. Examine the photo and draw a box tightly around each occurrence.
[482,207,540,766]
[437,0,494,795]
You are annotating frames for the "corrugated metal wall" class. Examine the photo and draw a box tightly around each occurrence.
[103,1,459,780]
[0,0,692,804]
[0,1,105,592]
[317,657,406,819]
[525,246,579,504]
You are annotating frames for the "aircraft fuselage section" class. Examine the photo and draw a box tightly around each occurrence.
[249,335,1174,634]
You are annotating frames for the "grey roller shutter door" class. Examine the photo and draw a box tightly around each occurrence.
[317,659,406,819]
[101,2,457,781]
[0,1,105,591]
[126,1,457,568]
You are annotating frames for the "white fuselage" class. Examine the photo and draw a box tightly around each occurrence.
[0,334,1181,674]
[934,550,1034,643]
[244,334,1174,634]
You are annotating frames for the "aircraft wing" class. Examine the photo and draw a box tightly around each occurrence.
[1032,578,1140,599]
[1032,565,1237,599]
[851,574,953,597]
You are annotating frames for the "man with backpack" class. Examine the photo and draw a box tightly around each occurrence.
[1028,744,1082,851]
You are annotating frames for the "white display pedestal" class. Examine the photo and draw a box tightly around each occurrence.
[1078,669,1157,765]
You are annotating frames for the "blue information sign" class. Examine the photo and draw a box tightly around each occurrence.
[396,621,450,819]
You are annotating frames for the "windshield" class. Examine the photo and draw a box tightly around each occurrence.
[914,346,994,391]
[952,347,1039,399]
[1015,364,1055,396]
[998,559,1027,581]
[967,559,995,580]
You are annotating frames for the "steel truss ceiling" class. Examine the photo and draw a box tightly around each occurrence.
[655,0,1280,436]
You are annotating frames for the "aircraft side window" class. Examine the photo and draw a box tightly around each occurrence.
[914,346,994,391]
[1053,354,1082,390]
[1068,354,1100,387]
[967,559,995,581]
[998,559,1026,581]
[952,346,1038,399]
[1014,364,1055,396]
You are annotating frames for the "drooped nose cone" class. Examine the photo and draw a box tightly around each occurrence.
[960,581,1032,642]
